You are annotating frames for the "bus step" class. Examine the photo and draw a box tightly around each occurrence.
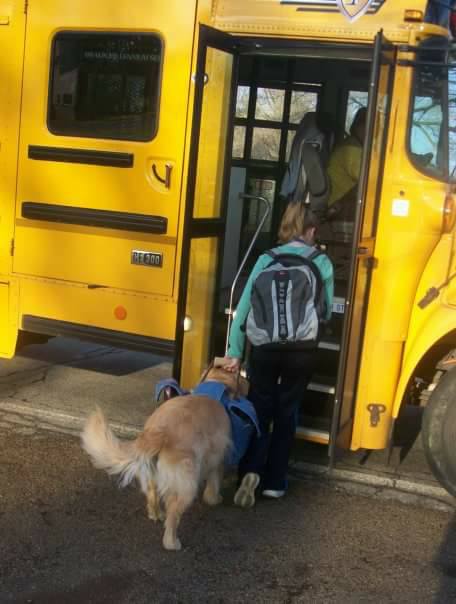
[307,376,336,395]
[296,426,330,444]
[318,336,340,351]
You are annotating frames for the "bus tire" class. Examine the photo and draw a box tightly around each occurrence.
[421,363,456,497]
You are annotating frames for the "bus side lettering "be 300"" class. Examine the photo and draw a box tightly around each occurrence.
[131,250,163,268]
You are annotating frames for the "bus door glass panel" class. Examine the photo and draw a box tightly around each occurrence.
[178,27,238,388]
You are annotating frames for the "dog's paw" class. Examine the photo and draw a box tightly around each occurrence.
[147,508,159,522]
[147,505,165,522]
[162,536,182,551]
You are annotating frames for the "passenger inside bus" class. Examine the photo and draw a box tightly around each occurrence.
[325,107,367,223]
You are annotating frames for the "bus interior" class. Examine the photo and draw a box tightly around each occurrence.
[211,44,373,446]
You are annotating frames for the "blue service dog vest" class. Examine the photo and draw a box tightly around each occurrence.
[154,378,260,467]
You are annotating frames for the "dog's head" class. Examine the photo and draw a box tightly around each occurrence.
[203,366,249,399]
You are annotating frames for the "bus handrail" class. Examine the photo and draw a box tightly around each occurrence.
[225,194,272,355]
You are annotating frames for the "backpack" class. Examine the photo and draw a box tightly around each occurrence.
[246,248,326,348]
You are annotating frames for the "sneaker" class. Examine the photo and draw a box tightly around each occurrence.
[262,489,285,499]
[234,472,260,508]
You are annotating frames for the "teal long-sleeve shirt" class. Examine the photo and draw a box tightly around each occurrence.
[227,242,334,359]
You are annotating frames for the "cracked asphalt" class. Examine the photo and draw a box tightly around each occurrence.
[1,337,456,602]
[1,423,456,603]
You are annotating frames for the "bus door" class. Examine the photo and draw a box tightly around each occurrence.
[175,25,241,388]
[13,1,197,300]
[330,31,396,459]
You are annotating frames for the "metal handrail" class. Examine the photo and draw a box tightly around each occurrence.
[225,194,272,355]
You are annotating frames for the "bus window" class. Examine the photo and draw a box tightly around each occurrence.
[232,125,246,159]
[345,90,368,134]
[289,90,318,124]
[408,38,447,177]
[255,88,285,121]
[235,85,250,118]
[251,127,281,161]
[48,32,162,141]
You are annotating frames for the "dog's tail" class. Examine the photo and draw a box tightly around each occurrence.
[81,407,163,492]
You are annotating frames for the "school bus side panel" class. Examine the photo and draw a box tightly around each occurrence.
[10,0,200,348]
[0,1,25,356]
[350,57,445,451]
[211,0,428,42]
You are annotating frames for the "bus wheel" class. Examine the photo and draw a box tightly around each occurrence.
[421,358,456,498]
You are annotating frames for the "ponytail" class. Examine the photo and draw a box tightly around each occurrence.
[277,201,319,244]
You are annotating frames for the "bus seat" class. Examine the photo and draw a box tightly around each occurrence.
[279,112,334,215]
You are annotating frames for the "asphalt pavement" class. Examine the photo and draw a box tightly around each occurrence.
[1,423,456,603]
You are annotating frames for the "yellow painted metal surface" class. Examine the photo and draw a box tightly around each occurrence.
[193,48,234,220]
[211,0,438,43]
[0,1,25,278]
[180,237,219,390]
[0,282,18,357]
[392,233,456,418]
[351,36,448,450]
[443,230,456,308]
[19,277,177,340]
[0,0,200,353]
[14,224,177,296]
[13,0,197,299]
[181,44,234,388]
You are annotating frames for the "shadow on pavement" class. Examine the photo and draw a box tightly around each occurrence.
[435,515,456,602]
[18,336,170,377]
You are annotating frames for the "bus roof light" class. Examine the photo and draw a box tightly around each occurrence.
[404,10,423,22]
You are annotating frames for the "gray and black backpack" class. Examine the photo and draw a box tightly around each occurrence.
[246,248,326,348]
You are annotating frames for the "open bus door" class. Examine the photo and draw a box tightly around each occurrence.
[329,31,396,461]
[175,25,240,388]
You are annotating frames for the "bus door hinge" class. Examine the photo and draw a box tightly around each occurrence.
[367,403,386,427]
[10,239,14,256]
[24,0,28,14]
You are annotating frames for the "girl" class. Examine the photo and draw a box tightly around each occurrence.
[224,201,334,507]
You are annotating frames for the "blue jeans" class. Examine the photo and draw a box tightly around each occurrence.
[238,347,315,491]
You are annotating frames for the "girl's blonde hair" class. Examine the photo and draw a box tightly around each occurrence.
[277,202,319,244]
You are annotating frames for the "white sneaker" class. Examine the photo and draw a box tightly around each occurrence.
[234,473,260,508]
[262,489,285,499]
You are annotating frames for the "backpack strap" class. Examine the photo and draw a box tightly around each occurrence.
[308,249,323,261]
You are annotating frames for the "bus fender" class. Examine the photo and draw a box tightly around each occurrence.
[392,304,456,419]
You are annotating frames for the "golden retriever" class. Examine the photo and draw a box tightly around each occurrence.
[81,366,246,551]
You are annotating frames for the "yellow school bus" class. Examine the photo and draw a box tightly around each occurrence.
[1,0,456,494]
